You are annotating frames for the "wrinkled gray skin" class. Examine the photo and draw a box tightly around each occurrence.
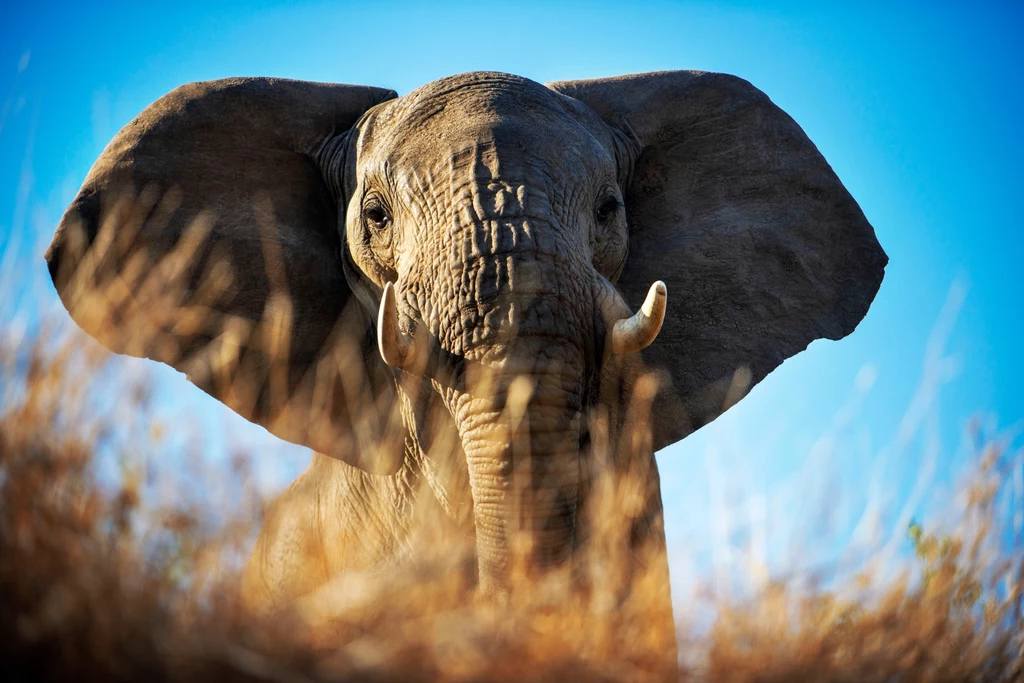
[46,71,887,669]
[337,75,638,589]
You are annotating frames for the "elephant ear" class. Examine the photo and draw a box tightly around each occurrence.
[549,71,887,451]
[46,77,406,473]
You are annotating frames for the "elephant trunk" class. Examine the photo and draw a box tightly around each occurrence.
[456,358,584,595]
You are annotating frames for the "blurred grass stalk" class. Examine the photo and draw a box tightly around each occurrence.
[0,195,1022,682]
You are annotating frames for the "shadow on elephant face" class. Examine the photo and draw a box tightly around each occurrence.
[45,70,886,597]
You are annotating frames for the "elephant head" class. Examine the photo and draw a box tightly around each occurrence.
[46,71,886,596]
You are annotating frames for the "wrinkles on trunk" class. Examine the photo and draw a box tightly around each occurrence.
[456,372,583,595]
[404,168,595,594]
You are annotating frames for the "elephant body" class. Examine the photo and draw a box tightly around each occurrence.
[45,70,886,672]
[242,447,672,616]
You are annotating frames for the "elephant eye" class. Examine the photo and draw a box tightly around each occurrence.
[363,204,391,231]
[595,196,620,223]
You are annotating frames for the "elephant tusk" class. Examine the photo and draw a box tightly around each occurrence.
[610,281,667,354]
[377,281,415,369]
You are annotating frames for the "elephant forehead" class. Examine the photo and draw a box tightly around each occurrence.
[371,75,610,176]
[392,114,601,172]
[448,144,542,216]
[395,141,598,246]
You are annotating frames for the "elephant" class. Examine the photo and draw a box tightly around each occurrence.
[45,70,886,669]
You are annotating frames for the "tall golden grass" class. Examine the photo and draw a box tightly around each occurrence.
[2,203,1023,681]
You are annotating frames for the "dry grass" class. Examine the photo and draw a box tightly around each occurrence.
[2,204,1023,682]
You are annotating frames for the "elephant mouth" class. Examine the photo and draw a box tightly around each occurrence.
[379,323,591,402]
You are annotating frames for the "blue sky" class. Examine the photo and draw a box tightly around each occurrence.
[2,1,1021,598]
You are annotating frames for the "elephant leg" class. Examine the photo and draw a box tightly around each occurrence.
[242,461,330,614]
[242,452,419,614]
[576,451,677,674]
[627,456,677,670]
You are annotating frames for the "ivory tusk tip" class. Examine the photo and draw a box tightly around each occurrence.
[642,281,667,317]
